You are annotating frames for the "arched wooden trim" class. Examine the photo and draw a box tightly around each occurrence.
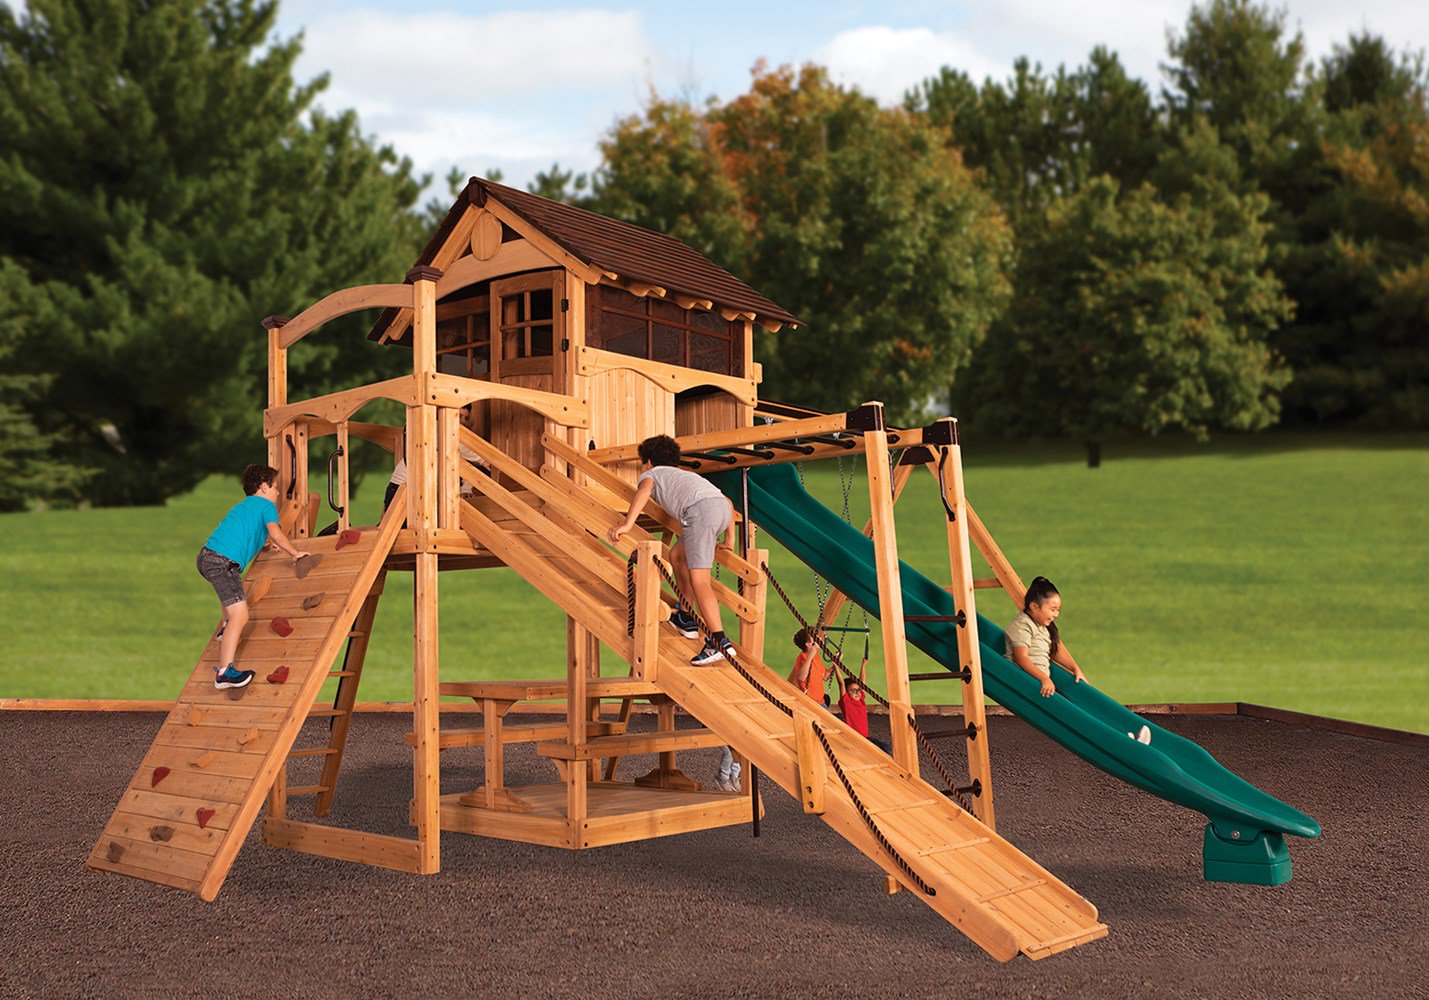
[278,285,413,349]
[307,419,402,455]
[433,240,552,299]
[263,376,418,437]
[426,372,589,428]
[575,346,758,407]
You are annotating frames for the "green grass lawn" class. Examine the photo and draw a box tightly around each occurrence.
[2,432,1425,732]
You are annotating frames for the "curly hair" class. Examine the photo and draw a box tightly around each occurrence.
[637,434,682,468]
[242,464,278,496]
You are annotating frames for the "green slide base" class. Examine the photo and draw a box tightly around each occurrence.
[1202,824,1292,886]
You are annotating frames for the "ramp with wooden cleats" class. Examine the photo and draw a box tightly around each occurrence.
[456,432,1106,962]
[86,491,407,900]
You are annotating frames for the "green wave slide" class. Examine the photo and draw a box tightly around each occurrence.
[713,464,1320,886]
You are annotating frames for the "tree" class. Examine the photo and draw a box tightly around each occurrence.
[0,0,427,505]
[580,65,1013,422]
[909,48,1161,230]
[960,175,1292,462]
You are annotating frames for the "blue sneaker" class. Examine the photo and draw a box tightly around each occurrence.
[213,666,255,690]
[691,635,735,666]
[668,610,699,639]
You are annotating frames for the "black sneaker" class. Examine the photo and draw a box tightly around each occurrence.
[691,636,735,666]
[214,666,255,690]
[668,610,699,639]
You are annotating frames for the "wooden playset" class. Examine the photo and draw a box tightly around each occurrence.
[85,177,1318,962]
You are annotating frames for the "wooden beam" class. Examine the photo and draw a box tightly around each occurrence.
[584,411,852,466]
[817,459,917,631]
[794,714,827,815]
[576,346,759,407]
[927,430,995,830]
[566,618,588,831]
[433,239,550,299]
[262,817,422,873]
[278,284,412,349]
[863,413,917,772]
[631,541,663,682]
[379,203,477,344]
[425,371,588,429]
[264,377,419,437]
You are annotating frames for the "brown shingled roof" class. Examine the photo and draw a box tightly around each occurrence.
[369,177,798,342]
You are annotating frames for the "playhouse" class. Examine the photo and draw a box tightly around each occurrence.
[84,177,1318,962]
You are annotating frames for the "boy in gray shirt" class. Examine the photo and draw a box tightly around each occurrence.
[609,434,737,664]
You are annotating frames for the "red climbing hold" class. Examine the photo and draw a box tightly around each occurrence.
[267,665,290,685]
[196,808,216,829]
[151,766,171,787]
[335,528,362,550]
[270,617,294,637]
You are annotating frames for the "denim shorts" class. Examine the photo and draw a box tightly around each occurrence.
[197,547,245,607]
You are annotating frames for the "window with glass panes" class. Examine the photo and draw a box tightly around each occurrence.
[586,285,742,376]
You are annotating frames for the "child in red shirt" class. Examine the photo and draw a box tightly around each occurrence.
[835,660,891,754]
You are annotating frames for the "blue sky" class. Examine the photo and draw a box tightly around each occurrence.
[270,1,1429,193]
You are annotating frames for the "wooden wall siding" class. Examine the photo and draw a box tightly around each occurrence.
[675,392,740,438]
[490,374,555,472]
[587,368,676,486]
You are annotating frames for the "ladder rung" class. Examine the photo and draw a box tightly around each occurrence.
[328,670,356,678]
[917,836,989,857]
[348,630,368,638]
[977,878,1045,903]
[908,672,953,681]
[287,747,339,758]
[867,798,937,816]
[307,708,348,718]
[287,785,331,795]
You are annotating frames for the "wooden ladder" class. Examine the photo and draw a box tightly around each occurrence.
[271,572,386,815]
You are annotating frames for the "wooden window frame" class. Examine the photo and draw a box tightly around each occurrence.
[490,271,563,382]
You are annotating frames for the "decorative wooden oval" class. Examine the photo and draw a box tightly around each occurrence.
[470,211,503,261]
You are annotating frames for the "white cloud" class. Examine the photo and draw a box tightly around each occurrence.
[816,26,1011,103]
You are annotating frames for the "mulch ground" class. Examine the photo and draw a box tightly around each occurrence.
[1,710,1424,999]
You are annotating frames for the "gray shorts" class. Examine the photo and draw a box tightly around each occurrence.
[197,547,245,607]
[678,497,729,571]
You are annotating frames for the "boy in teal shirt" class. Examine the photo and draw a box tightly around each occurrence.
[198,464,310,688]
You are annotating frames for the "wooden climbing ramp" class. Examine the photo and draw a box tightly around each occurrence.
[457,431,1107,962]
[86,494,407,901]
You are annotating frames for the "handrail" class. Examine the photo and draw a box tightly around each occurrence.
[277,284,413,350]
[326,444,345,518]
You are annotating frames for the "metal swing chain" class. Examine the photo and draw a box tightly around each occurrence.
[623,549,936,894]
[761,559,978,814]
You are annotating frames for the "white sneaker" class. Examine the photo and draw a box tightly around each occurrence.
[714,777,733,792]
[1128,725,1151,744]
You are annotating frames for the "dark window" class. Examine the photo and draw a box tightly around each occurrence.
[587,285,743,376]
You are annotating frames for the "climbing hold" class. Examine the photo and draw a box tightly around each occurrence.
[301,593,324,611]
[226,686,246,701]
[266,665,290,685]
[106,842,125,863]
[270,617,294,637]
[247,576,272,605]
[237,727,259,747]
[151,766,171,788]
[196,808,216,829]
[148,825,175,843]
[294,553,323,579]
[186,706,204,726]
[335,528,362,550]
[189,750,216,769]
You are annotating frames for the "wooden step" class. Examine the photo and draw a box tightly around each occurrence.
[287,785,331,796]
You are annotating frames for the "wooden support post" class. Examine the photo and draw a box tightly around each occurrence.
[862,407,917,772]
[408,270,441,875]
[267,760,287,821]
[291,424,310,538]
[738,547,768,664]
[631,541,662,682]
[566,616,588,833]
[817,462,915,632]
[335,420,351,534]
[793,713,826,815]
[928,425,996,830]
[437,407,460,530]
[265,320,287,475]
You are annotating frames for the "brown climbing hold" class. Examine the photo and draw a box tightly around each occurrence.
[186,706,204,726]
[196,808,216,830]
[151,766,171,788]
[266,665,290,685]
[237,727,259,747]
[149,825,174,843]
[301,593,324,611]
[226,686,246,701]
[270,617,293,637]
[294,553,322,579]
[106,842,125,862]
[189,750,216,769]
[335,528,362,550]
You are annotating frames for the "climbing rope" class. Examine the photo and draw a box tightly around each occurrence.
[624,548,937,893]
[762,559,979,814]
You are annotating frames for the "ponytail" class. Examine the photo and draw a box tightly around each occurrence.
[1024,576,1061,656]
